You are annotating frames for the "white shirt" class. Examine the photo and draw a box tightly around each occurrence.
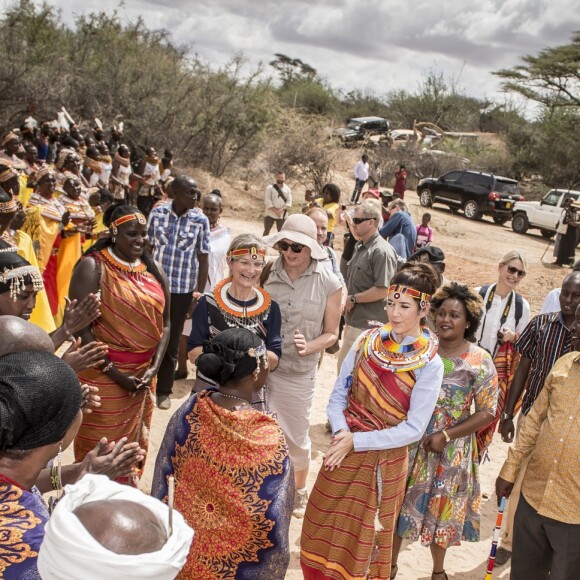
[327,333,443,451]
[264,182,292,219]
[353,160,369,181]
[541,288,561,314]
[474,286,531,356]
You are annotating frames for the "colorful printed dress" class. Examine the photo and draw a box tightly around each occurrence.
[152,390,293,579]
[396,344,498,548]
[0,482,48,579]
[73,247,166,485]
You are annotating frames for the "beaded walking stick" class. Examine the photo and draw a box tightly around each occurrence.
[485,496,506,579]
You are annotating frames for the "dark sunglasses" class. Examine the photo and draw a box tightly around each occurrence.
[352,217,374,225]
[278,241,304,253]
[506,265,526,278]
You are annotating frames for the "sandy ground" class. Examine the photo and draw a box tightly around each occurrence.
[66,183,569,579]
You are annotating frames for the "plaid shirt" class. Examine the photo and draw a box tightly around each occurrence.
[515,312,573,415]
[147,204,210,294]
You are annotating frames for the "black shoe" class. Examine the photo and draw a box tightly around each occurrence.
[174,370,188,380]
[156,395,171,410]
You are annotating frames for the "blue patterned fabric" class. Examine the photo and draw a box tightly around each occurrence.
[152,390,293,579]
[0,484,48,579]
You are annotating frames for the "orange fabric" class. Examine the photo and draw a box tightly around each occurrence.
[301,343,416,579]
[74,250,165,485]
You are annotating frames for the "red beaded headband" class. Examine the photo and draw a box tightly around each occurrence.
[110,213,146,234]
[388,284,431,308]
[227,247,266,262]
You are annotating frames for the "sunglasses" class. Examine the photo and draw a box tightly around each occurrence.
[506,265,526,278]
[278,241,304,253]
[352,217,374,225]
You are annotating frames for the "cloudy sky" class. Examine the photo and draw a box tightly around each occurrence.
[39,0,578,107]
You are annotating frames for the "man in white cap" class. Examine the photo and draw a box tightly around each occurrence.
[38,474,193,579]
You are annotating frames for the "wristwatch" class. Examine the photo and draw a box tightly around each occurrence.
[349,295,357,304]
[500,412,514,421]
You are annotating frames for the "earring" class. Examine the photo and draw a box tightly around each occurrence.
[48,443,63,515]
[112,237,116,243]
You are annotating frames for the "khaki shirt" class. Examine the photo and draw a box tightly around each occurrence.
[499,351,580,524]
[265,257,342,373]
[345,232,398,329]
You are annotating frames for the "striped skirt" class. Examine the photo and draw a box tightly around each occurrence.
[301,446,408,580]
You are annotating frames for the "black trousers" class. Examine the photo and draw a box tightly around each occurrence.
[512,494,580,580]
[263,215,285,236]
[156,292,193,396]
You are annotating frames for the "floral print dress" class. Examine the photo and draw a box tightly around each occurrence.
[396,343,498,548]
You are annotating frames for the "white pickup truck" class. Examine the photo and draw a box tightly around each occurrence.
[511,188,580,237]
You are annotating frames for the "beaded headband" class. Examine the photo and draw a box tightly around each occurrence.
[388,284,431,309]
[0,197,17,214]
[0,265,44,301]
[1,132,18,146]
[0,166,18,183]
[110,213,147,235]
[227,247,266,262]
[35,166,55,182]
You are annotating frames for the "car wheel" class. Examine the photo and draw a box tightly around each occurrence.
[463,200,482,220]
[511,213,529,234]
[540,228,554,239]
[419,189,432,207]
[493,216,509,225]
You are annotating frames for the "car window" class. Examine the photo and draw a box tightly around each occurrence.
[494,180,519,194]
[443,171,463,183]
[347,121,360,130]
[542,191,561,206]
[470,174,492,188]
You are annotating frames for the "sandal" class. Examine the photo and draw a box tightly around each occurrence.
[431,571,448,580]
[390,564,398,579]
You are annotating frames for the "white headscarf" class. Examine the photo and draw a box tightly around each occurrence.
[38,474,193,580]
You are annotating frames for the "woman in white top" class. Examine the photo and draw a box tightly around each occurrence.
[110,144,133,202]
[473,250,531,455]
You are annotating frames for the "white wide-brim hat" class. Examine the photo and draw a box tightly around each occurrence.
[263,214,327,260]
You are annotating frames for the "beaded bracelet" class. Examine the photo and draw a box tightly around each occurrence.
[50,463,59,491]
[100,361,114,373]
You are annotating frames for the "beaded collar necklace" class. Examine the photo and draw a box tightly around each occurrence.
[103,246,147,274]
[213,276,271,321]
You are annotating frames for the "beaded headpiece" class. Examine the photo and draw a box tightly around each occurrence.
[0,196,17,214]
[226,246,266,262]
[110,213,147,235]
[35,166,55,183]
[247,341,269,380]
[0,265,44,300]
[0,165,18,184]
[389,284,431,309]
[1,132,19,147]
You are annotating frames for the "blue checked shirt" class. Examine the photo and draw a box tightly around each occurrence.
[148,204,210,294]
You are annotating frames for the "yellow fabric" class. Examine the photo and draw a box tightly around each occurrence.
[499,351,580,524]
[314,198,339,232]
[22,206,60,271]
[15,230,56,333]
[19,174,33,208]
[83,211,105,252]
[55,232,82,326]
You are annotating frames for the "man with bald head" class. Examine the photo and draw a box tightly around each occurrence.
[494,269,580,566]
[147,175,210,409]
[0,315,55,357]
[38,474,193,579]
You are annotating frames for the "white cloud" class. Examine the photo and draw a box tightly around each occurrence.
[33,0,580,106]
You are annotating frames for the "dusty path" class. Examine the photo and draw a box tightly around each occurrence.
[66,184,569,579]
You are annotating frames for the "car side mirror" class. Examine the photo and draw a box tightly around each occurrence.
[539,199,544,205]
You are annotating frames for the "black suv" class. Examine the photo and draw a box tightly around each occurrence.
[333,116,390,144]
[417,170,523,223]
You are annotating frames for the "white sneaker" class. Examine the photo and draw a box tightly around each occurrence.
[293,488,309,518]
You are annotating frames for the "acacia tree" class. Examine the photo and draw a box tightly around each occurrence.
[494,32,580,110]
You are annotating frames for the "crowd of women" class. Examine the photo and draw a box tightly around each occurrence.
[0,121,562,580]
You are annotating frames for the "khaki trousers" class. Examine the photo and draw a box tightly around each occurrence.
[336,324,365,373]
[500,412,530,551]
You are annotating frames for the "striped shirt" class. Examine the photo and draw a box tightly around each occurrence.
[515,312,572,415]
[147,204,210,294]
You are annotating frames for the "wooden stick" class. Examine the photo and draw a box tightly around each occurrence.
[168,476,175,536]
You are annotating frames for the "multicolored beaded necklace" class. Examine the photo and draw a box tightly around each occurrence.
[361,323,439,373]
[213,276,271,328]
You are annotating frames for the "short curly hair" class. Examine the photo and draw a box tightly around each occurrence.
[430,282,483,342]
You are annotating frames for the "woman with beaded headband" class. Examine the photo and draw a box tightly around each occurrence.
[392,283,498,580]
[69,204,170,485]
[188,234,281,401]
[153,327,293,579]
[301,262,444,580]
